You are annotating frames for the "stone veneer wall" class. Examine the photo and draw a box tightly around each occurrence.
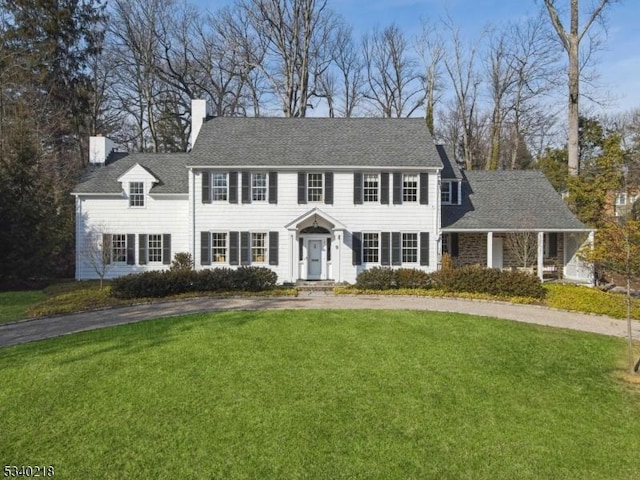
[452,232,565,274]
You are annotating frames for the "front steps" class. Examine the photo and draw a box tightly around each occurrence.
[295,280,336,295]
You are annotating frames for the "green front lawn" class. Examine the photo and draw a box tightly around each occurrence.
[0,291,46,323]
[1,310,639,479]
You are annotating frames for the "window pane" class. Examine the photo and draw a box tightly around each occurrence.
[441,181,451,203]
[442,234,449,254]
[212,233,227,262]
[402,233,418,263]
[129,182,144,207]
[252,232,266,262]
[363,174,379,202]
[148,234,162,262]
[112,234,127,263]
[252,173,267,201]
[363,233,379,263]
[402,174,418,202]
[307,173,323,202]
[212,173,228,201]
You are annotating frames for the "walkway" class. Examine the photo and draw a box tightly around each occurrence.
[1,294,639,348]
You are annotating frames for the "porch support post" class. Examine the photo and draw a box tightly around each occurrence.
[537,231,544,280]
[487,231,493,268]
[588,231,595,285]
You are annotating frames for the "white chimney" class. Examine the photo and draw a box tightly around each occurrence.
[190,99,207,150]
[89,135,115,165]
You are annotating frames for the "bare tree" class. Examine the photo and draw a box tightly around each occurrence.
[442,20,483,169]
[82,229,113,289]
[324,23,363,117]
[415,19,445,135]
[362,24,425,118]
[543,0,618,176]
[505,231,538,268]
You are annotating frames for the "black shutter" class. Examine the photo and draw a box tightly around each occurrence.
[103,234,111,265]
[420,232,429,266]
[324,172,333,204]
[381,232,390,265]
[352,232,362,266]
[327,238,332,262]
[240,231,250,265]
[392,232,402,265]
[138,234,147,265]
[269,172,278,204]
[393,172,402,204]
[381,172,389,204]
[126,234,135,265]
[451,233,459,258]
[299,238,304,261]
[298,172,306,204]
[229,231,239,265]
[162,234,171,265]
[354,172,363,204]
[201,232,211,265]
[451,181,459,205]
[241,171,251,203]
[549,232,558,257]
[269,231,279,265]
[202,172,211,204]
[420,173,429,205]
[229,172,238,204]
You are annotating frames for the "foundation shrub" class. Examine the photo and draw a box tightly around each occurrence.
[431,265,545,299]
[356,267,433,290]
[110,267,278,299]
[395,268,432,288]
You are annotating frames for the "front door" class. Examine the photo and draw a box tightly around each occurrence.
[307,240,322,279]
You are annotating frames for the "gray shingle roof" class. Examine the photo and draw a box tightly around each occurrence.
[189,117,442,168]
[442,170,591,231]
[72,153,189,194]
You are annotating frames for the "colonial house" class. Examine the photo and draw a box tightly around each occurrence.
[72,100,594,284]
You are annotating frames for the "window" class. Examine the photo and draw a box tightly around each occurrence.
[148,234,162,262]
[212,173,228,201]
[441,181,452,204]
[212,233,227,263]
[615,193,627,206]
[441,234,450,254]
[363,233,379,263]
[129,182,144,207]
[252,173,267,201]
[251,232,267,263]
[402,233,418,263]
[111,234,127,263]
[307,173,323,202]
[402,174,418,202]
[363,174,379,202]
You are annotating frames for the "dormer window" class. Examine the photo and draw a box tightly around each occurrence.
[129,182,144,207]
[441,180,460,205]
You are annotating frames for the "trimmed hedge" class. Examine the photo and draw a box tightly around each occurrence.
[356,267,432,290]
[110,267,278,299]
[431,265,545,299]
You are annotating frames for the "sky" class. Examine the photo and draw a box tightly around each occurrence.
[203,0,640,115]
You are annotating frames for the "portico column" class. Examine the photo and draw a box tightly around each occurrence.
[487,231,493,268]
[537,232,544,280]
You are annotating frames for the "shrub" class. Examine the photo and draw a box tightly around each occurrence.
[110,267,278,299]
[431,265,545,299]
[356,267,397,289]
[395,268,432,288]
[356,267,432,290]
[170,252,194,271]
[441,253,454,271]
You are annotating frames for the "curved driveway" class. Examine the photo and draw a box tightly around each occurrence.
[1,293,639,348]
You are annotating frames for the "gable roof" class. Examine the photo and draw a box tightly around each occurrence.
[436,145,463,179]
[442,170,591,231]
[72,153,189,194]
[189,117,442,168]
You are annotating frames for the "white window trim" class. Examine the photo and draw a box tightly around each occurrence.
[307,172,324,203]
[251,172,268,202]
[211,232,228,263]
[441,181,452,205]
[402,174,418,203]
[129,182,145,208]
[212,172,229,202]
[110,234,127,264]
[401,232,419,264]
[147,234,163,263]
[362,232,380,264]
[363,173,380,203]
[251,232,268,264]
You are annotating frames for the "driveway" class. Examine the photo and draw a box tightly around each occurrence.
[1,294,639,348]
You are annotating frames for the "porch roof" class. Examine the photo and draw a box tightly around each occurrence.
[441,170,592,232]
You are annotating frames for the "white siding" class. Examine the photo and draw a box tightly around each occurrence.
[193,169,440,284]
[75,194,189,279]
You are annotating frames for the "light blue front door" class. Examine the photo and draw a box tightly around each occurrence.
[308,240,322,278]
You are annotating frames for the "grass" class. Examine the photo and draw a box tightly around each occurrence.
[1,310,639,479]
[0,291,47,323]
